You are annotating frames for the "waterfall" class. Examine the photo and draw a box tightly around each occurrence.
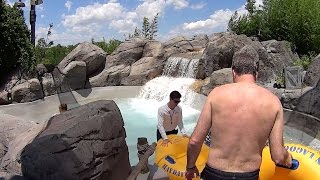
[138,56,200,106]
[163,57,199,78]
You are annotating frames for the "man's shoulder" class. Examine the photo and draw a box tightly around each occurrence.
[158,104,168,111]
[176,105,182,111]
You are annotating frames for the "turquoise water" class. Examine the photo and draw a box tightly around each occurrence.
[115,98,201,166]
[115,97,320,166]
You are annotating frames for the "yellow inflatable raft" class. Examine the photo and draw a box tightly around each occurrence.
[155,135,320,180]
[260,143,320,180]
[155,135,209,180]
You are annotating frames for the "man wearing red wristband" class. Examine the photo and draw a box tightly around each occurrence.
[186,53,292,180]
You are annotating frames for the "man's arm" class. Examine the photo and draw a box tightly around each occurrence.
[268,99,292,167]
[186,94,212,169]
[157,108,168,140]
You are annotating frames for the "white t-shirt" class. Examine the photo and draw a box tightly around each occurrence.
[157,104,186,140]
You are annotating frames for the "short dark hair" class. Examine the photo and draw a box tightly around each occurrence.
[170,91,181,99]
[59,104,67,111]
[232,53,259,76]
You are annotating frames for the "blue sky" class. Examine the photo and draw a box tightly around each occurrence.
[6,0,263,45]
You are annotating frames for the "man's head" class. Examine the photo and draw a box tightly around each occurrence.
[231,53,259,82]
[59,103,68,113]
[169,91,181,105]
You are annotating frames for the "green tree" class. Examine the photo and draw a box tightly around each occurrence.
[245,0,256,15]
[127,13,159,40]
[93,38,122,54]
[133,27,141,37]
[34,23,54,64]
[148,13,159,40]
[0,0,35,80]
[228,0,320,55]
[142,17,150,39]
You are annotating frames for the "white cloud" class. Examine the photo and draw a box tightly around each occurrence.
[58,0,193,44]
[62,2,125,27]
[183,9,233,31]
[58,1,131,44]
[54,0,265,44]
[65,1,73,11]
[135,0,166,19]
[36,25,101,45]
[110,19,138,34]
[171,0,265,39]
[166,0,189,10]
[190,2,206,10]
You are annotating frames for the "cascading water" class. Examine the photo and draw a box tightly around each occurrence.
[138,57,200,106]
[123,56,202,165]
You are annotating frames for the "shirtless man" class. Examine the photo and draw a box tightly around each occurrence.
[186,54,292,180]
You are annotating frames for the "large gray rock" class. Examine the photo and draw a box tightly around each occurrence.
[249,41,276,84]
[20,100,131,180]
[53,61,87,92]
[0,170,25,180]
[58,43,107,77]
[89,64,130,87]
[200,68,233,96]
[0,91,10,105]
[105,38,146,69]
[122,57,162,86]
[0,114,35,162]
[162,36,192,58]
[11,79,44,103]
[41,73,56,96]
[0,114,34,148]
[0,121,48,174]
[142,41,164,58]
[189,34,209,50]
[199,32,253,77]
[294,79,320,119]
[36,63,55,76]
[162,35,208,59]
[304,54,320,86]
[261,40,297,74]
[280,87,313,109]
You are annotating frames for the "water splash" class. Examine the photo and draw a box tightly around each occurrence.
[137,76,197,106]
[138,56,200,106]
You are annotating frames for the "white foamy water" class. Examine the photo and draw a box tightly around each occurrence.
[123,56,204,165]
[116,97,200,165]
[138,76,198,106]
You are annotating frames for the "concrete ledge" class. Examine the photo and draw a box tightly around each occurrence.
[284,109,320,150]
[136,164,169,180]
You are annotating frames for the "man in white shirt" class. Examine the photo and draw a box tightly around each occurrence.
[157,91,188,146]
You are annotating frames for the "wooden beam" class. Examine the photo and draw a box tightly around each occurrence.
[127,142,157,180]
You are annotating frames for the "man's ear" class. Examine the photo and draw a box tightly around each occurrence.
[232,69,236,82]
[232,69,236,77]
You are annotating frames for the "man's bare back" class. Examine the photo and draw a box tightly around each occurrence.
[186,54,292,180]
[206,82,280,172]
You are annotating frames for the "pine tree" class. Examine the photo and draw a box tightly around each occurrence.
[149,13,159,40]
[142,17,150,39]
